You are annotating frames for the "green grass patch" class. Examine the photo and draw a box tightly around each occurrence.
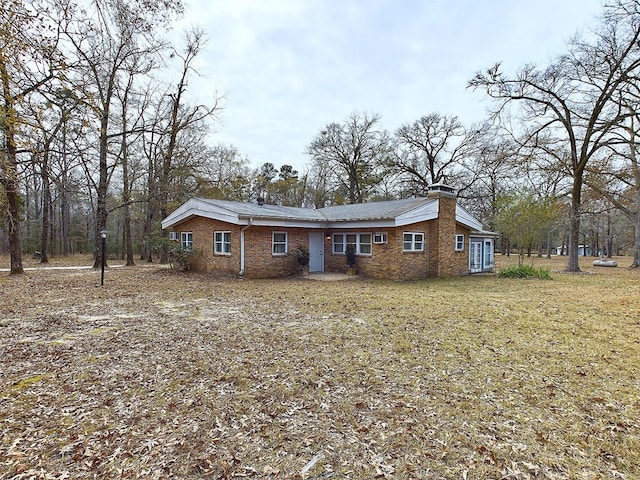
[11,374,48,391]
[497,263,552,279]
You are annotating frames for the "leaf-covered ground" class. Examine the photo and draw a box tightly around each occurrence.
[1,256,639,479]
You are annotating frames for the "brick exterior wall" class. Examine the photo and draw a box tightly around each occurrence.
[431,194,470,277]
[324,225,435,280]
[171,217,242,275]
[243,226,311,278]
[171,218,319,278]
[171,196,471,279]
[322,221,470,280]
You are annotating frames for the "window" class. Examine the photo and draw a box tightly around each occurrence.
[169,231,178,241]
[180,232,193,250]
[272,232,288,255]
[403,232,424,252]
[359,233,372,254]
[333,234,345,254]
[332,233,372,256]
[455,234,465,251]
[214,231,231,255]
[373,232,388,244]
[484,240,493,267]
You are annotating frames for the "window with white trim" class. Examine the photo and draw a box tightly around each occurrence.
[332,234,344,254]
[214,231,231,255]
[332,233,372,256]
[272,232,288,255]
[403,232,424,252]
[180,232,193,250]
[359,233,372,254]
[455,234,465,251]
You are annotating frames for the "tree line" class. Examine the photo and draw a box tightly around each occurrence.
[2,0,640,273]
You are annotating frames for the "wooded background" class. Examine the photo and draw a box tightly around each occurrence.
[2,0,640,273]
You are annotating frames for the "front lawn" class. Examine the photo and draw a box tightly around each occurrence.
[1,255,639,478]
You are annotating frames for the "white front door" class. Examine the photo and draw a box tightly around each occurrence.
[470,241,482,273]
[309,232,324,272]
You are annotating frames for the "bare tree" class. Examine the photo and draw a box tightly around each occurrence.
[306,111,390,204]
[115,64,143,266]
[585,100,640,266]
[158,28,219,215]
[143,27,220,263]
[31,110,63,263]
[303,157,335,208]
[62,0,178,268]
[200,145,252,201]
[470,0,640,272]
[392,114,485,194]
[0,0,61,274]
[458,135,518,228]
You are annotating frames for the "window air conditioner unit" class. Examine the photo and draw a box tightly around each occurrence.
[373,232,388,244]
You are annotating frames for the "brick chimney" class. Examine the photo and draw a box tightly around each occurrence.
[427,184,458,277]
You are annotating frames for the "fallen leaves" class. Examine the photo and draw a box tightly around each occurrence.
[1,258,640,478]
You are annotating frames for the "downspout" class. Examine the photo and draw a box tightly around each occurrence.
[239,218,252,276]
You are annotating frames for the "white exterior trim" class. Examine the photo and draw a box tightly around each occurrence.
[395,201,439,226]
[162,197,492,234]
[161,198,240,229]
[272,231,288,255]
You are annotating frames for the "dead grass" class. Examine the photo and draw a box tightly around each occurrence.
[1,255,639,479]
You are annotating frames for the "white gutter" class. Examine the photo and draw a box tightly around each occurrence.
[239,218,252,276]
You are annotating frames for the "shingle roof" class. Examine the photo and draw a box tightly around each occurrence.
[162,196,485,231]
[196,198,326,221]
[318,197,433,221]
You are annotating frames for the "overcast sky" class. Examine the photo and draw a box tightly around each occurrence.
[173,0,604,172]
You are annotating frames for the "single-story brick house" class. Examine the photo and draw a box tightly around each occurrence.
[161,184,496,280]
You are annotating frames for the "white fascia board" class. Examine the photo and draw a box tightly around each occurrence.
[326,220,397,229]
[395,200,439,226]
[470,230,500,238]
[161,199,196,229]
[196,208,239,224]
[161,199,240,229]
[455,205,483,231]
[395,214,437,227]
[161,211,192,229]
[244,218,328,229]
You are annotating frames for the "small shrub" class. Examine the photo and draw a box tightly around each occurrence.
[497,264,552,279]
[168,247,204,271]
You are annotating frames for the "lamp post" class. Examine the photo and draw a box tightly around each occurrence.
[100,229,108,286]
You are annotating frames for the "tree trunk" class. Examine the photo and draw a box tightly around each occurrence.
[606,214,613,259]
[121,114,134,267]
[142,152,155,263]
[5,174,24,274]
[1,58,24,274]
[93,112,110,269]
[141,208,154,262]
[118,77,135,267]
[566,180,582,272]
[61,114,71,257]
[632,212,640,268]
[631,128,640,268]
[40,149,51,263]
